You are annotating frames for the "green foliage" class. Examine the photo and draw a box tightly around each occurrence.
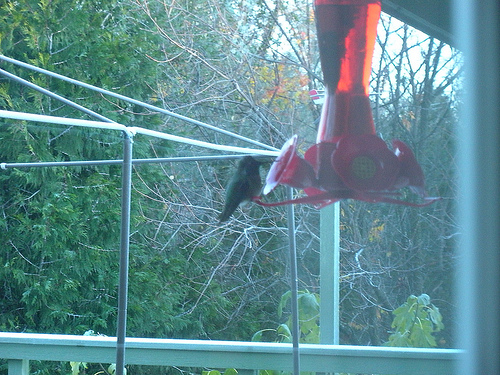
[252,290,320,344]
[0,0,195,342]
[0,1,458,375]
[248,290,319,375]
[385,294,444,348]
[0,0,291,346]
[202,368,238,375]
[69,330,125,375]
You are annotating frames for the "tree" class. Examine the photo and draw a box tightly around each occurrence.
[337,15,460,346]
[0,4,461,374]
[0,0,173,338]
[0,0,315,347]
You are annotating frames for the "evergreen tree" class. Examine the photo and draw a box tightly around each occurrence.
[0,0,461,365]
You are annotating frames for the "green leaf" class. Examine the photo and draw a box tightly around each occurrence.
[391,304,415,332]
[429,306,445,331]
[278,290,292,318]
[251,329,266,342]
[277,323,292,342]
[223,368,238,375]
[406,295,418,305]
[70,361,87,375]
[299,292,320,319]
[387,294,443,348]
[410,323,436,347]
[417,293,431,306]
[386,331,410,347]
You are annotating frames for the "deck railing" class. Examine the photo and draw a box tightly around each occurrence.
[0,332,461,375]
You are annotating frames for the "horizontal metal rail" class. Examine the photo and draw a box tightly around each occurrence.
[0,154,271,170]
[0,55,279,152]
[0,110,279,157]
[0,332,461,375]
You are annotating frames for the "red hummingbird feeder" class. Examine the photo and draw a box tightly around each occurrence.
[255,0,438,208]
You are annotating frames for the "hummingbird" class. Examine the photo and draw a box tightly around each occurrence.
[218,156,263,223]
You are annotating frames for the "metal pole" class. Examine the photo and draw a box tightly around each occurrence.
[0,110,278,157]
[0,68,115,124]
[115,131,134,375]
[286,187,300,375]
[0,154,273,170]
[0,55,277,152]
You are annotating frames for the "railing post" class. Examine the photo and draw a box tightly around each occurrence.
[115,131,134,375]
[319,202,340,346]
[286,187,300,375]
[8,359,29,375]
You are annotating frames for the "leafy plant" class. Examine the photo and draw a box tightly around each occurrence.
[385,294,444,348]
[202,368,238,375]
[248,290,320,375]
[252,290,320,345]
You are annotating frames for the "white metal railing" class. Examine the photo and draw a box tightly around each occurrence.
[0,332,461,375]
